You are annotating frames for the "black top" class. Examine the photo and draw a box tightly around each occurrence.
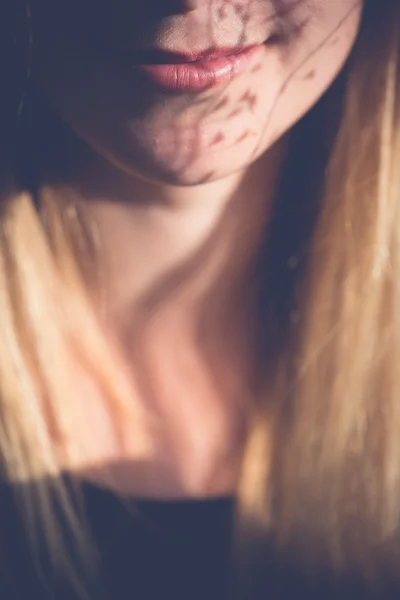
[0,478,399,600]
[0,479,234,600]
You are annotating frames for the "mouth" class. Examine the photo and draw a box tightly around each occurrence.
[93,42,265,93]
[127,46,259,64]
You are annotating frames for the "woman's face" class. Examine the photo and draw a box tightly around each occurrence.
[32,0,363,185]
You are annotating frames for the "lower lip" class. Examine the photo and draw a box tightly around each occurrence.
[137,45,263,92]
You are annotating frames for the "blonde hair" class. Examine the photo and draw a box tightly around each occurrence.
[1,0,400,596]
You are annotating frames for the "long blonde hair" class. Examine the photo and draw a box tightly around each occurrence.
[1,0,400,596]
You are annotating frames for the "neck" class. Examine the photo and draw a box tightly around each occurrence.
[32,100,287,338]
[30,100,288,497]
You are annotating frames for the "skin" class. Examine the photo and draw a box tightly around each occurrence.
[29,0,363,497]
[32,0,362,184]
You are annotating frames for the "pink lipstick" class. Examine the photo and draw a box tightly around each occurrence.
[137,46,262,92]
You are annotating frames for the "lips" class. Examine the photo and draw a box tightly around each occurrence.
[130,46,259,64]
[95,43,265,92]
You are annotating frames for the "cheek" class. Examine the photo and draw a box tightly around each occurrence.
[249,1,363,155]
[158,4,362,182]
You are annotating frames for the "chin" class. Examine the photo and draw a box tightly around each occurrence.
[128,156,250,187]
[101,138,263,188]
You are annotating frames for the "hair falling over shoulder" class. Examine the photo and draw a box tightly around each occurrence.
[237,0,400,588]
[1,0,400,597]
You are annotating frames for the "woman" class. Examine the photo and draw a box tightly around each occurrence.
[0,0,399,598]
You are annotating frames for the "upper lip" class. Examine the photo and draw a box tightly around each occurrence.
[92,43,261,64]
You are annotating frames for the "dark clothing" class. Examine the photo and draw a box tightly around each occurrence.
[0,478,233,600]
[0,478,399,600]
